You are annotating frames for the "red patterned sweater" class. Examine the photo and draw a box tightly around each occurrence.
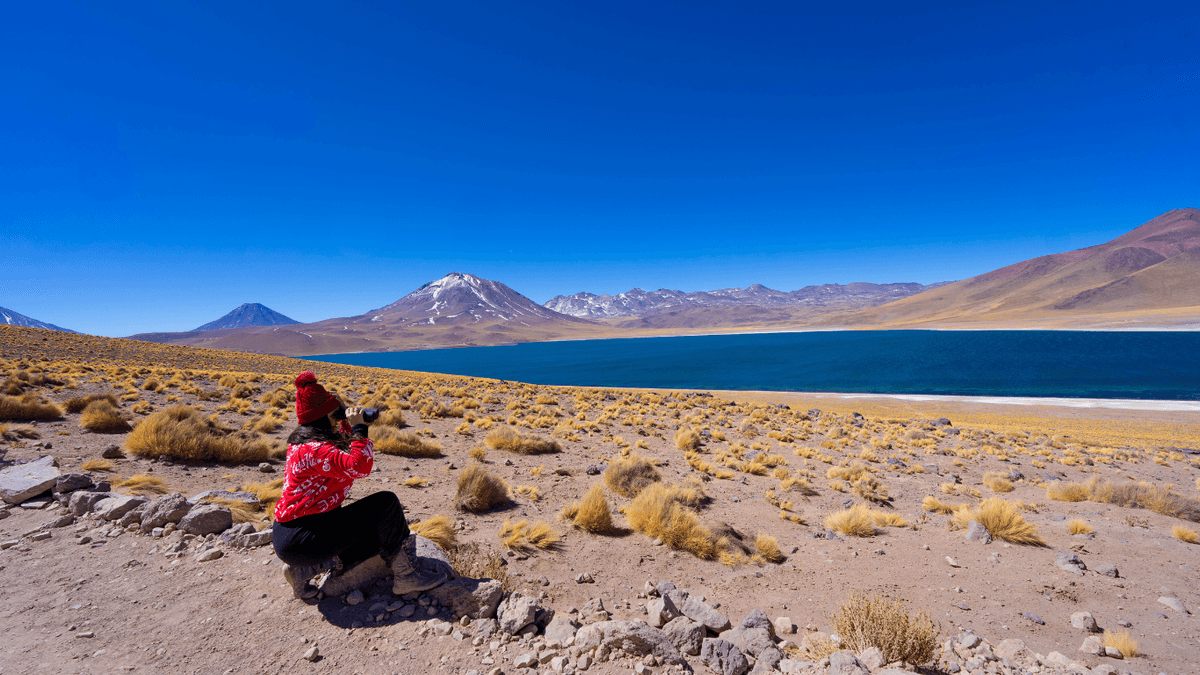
[274,434,374,522]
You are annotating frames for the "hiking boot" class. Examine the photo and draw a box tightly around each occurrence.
[282,556,341,599]
[319,555,391,596]
[391,546,448,595]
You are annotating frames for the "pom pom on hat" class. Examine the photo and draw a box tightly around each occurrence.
[294,371,340,424]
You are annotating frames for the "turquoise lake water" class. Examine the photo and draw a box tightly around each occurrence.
[307,331,1200,400]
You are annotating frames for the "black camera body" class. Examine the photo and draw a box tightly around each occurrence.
[333,407,381,424]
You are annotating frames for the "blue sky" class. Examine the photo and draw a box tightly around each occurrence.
[3,1,1198,336]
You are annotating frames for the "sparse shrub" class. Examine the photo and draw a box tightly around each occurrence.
[872,512,909,528]
[830,592,940,665]
[513,485,540,501]
[202,496,260,524]
[851,475,889,503]
[1173,526,1199,543]
[754,533,784,563]
[114,474,169,496]
[142,378,160,391]
[485,427,561,455]
[562,484,614,534]
[826,505,878,537]
[604,454,662,498]
[370,425,442,458]
[447,542,512,593]
[953,498,1045,545]
[1047,481,1089,502]
[922,496,957,514]
[1067,519,1093,535]
[63,394,119,414]
[469,447,487,462]
[237,478,284,517]
[500,519,560,551]
[625,483,717,559]
[125,405,275,463]
[0,393,64,421]
[80,458,114,472]
[411,515,457,551]
[674,426,701,451]
[1101,630,1138,658]
[404,477,429,488]
[454,463,509,513]
[375,408,407,428]
[80,399,132,433]
[982,471,1015,493]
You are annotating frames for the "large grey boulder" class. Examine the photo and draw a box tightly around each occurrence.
[740,609,776,638]
[140,493,192,532]
[828,650,870,675]
[699,638,749,675]
[496,592,540,634]
[575,620,685,666]
[543,616,579,646]
[647,590,686,627]
[178,504,233,535]
[68,490,111,516]
[682,595,731,632]
[994,638,1028,662]
[750,647,783,675]
[94,495,148,521]
[429,577,504,620]
[117,504,147,528]
[188,490,258,504]
[663,616,706,655]
[53,473,94,495]
[0,456,59,504]
[719,625,775,657]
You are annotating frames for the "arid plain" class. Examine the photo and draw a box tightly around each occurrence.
[1,325,1198,675]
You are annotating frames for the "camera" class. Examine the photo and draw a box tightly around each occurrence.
[333,407,381,424]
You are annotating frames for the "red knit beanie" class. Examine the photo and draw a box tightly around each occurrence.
[294,371,341,424]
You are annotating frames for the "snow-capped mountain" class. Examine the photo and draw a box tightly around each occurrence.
[544,282,947,319]
[0,306,77,333]
[194,303,299,331]
[368,272,580,326]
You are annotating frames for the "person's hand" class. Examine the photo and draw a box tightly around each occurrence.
[345,407,367,427]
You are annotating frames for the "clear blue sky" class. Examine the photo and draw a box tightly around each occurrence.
[4,1,1197,336]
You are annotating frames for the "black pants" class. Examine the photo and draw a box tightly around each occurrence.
[273,491,410,569]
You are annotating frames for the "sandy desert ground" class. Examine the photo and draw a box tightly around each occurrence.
[1,325,1198,675]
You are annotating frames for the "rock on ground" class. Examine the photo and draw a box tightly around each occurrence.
[0,456,59,505]
[699,638,749,675]
[140,493,192,532]
[178,504,233,535]
[828,650,870,675]
[574,620,686,666]
[496,592,540,634]
[429,577,504,620]
[662,616,705,655]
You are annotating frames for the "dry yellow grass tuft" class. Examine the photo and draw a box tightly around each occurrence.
[603,453,662,498]
[80,458,115,472]
[203,497,261,524]
[872,511,910,528]
[375,408,407,428]
[1047,481,1090,502]
[469,447,487,462]
[80,399,132,433]
[0,393,64,421]
[125,405,275,463]
[830,592,941,665]
[562,484,615,534]
[411,515,457,552]
[1101,630,1139,658]
[922,496,957,514]
[674,426,702,452]
[754,533,784,563]
[982,471,1015,493]
[237,478,284,518]
[851,475,889,503]
[825,505,878,537]
[485,426,561,455]
[1067,519,1093,535]
[64,393,119,414]
[370,426,442,458]
[625,483,717,559]
[1173,525,1199,543]
[454,463,509,513]
[403,477,429,488]
[513,485,540,501]
[114,474,169,496]
[954,498,1045,546]
[500,519,561,551]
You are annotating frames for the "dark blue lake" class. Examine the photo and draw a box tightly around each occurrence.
[307,331,1200,400]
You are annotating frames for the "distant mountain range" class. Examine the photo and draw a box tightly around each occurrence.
[195,303,298,331]
[109,208,1200,355]
[545,282,946,319]
[0,306,76,333]
[839,207,1200,328]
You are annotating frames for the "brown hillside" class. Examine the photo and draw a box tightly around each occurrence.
[839,208,1200,327]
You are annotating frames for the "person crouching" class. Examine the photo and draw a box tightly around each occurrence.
[272,370,446,599]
